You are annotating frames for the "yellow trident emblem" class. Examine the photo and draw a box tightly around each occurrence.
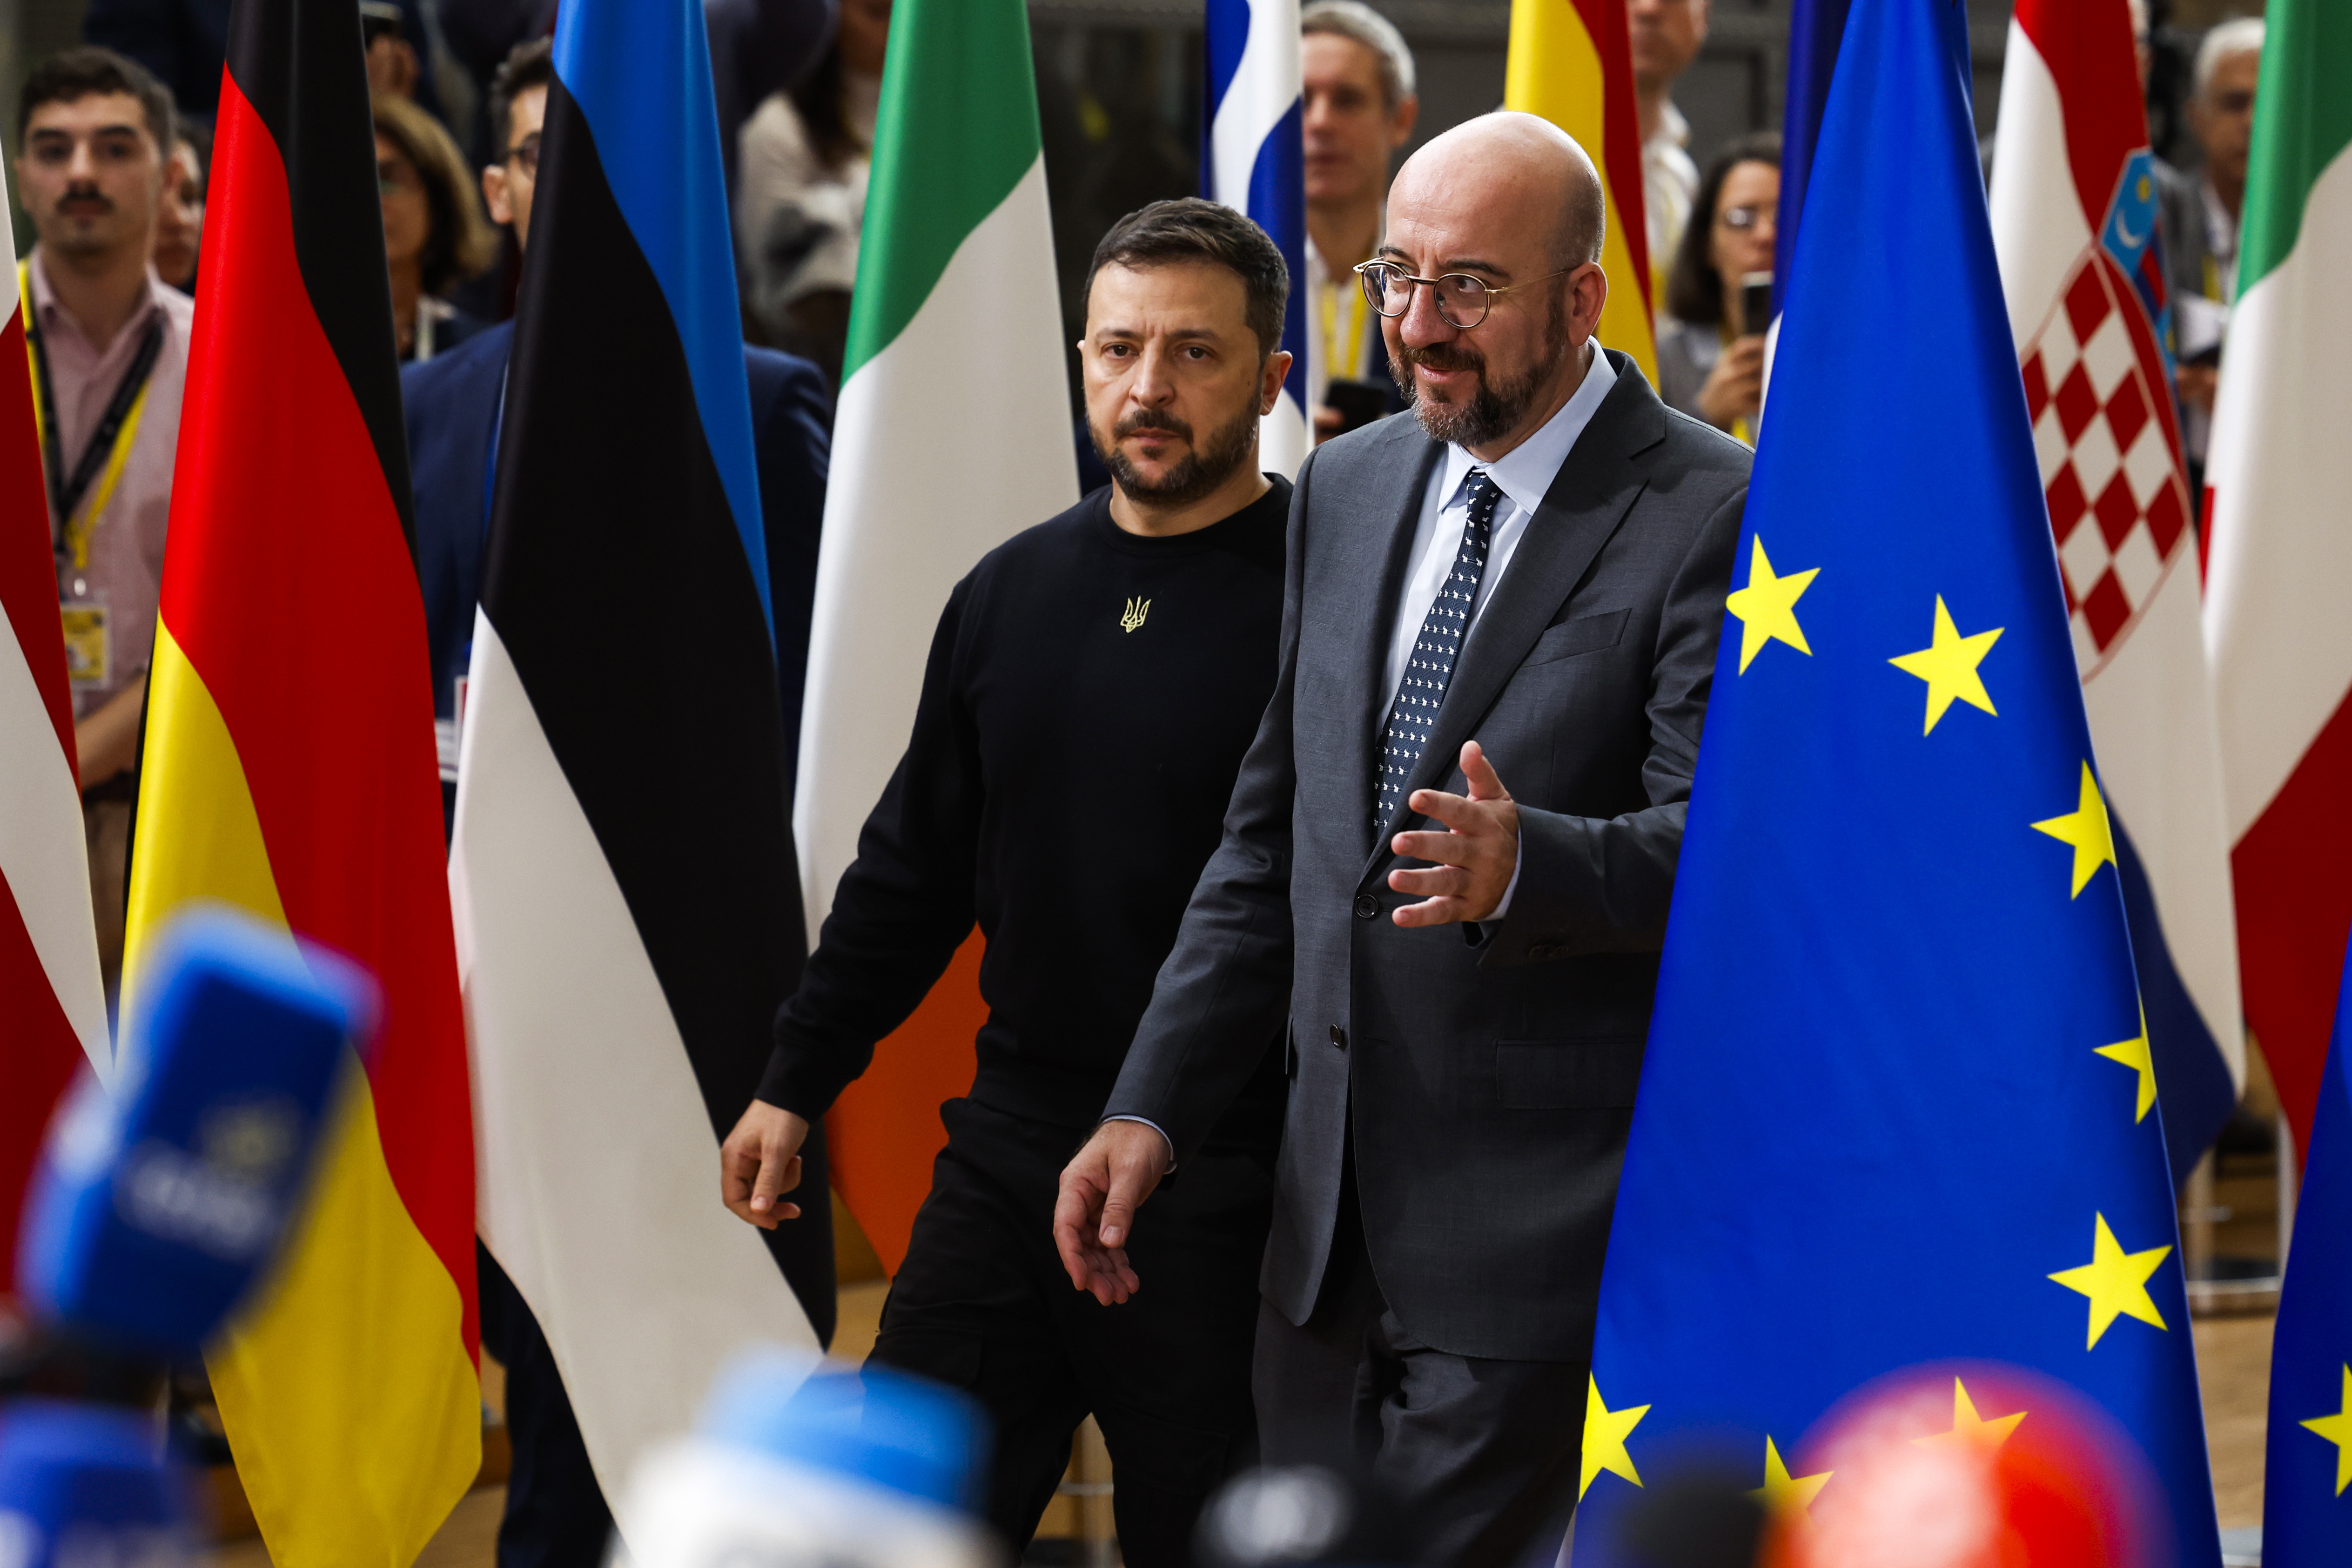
[1119,597,1151,633]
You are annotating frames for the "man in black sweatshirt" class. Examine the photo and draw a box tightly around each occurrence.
[718,200,1297,1563]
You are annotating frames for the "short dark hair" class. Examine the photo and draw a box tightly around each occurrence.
[1084,199,1291,359]
[19,46,174,153]
[1666,132,1781,327]
[490,37,554,152]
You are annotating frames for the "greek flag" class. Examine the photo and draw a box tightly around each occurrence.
[1203,0,1309,477]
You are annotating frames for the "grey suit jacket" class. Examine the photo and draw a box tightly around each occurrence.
[1103,353,1751,1362]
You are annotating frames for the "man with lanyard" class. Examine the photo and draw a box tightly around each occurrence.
[14,47,194,996]
[1301,1,1417,441]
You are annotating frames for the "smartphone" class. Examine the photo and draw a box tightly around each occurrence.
[359,1,404,45]
[1324,378,1392,437]
[1739,273,1774,339]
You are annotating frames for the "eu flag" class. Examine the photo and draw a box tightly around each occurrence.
[2265,935,2352,1560]
[1573,0,2218,1561]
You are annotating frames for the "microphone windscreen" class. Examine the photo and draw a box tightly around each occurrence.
[15,905,376,1356]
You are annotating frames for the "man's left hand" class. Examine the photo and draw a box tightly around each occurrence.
[1387,740,1519,927]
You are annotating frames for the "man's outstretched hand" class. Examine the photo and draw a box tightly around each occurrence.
[720,1100,808,1229]
[1055,1120,1172,1305]
[1388,740,1520,926]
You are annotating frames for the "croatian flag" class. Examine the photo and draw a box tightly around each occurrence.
[450,0,831,1520]
[1989,0,2243,1178]
[1203,0,1308,478]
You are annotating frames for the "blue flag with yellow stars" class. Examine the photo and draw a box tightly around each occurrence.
[2265,935,2352,1561]
[1572,0,2219,1561]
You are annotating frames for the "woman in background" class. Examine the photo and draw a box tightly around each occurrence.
[1656,132,1780,444]
[734,0,891,385]
[154,126,206,293]
[375,92,497,363]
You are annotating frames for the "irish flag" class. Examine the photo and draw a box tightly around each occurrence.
[2203,0,2352,1152]
[122,0,478,1558]
[794,0,1075,1267]
[1501,0,1657,383]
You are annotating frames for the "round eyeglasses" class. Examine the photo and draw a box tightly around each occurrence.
[1353,260,1576,330]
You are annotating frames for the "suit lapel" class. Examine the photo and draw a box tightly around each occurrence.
[1368,359,1668,864]
[1337,426,1445,843]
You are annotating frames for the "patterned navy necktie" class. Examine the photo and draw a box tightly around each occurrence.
[1375,468,1503,837]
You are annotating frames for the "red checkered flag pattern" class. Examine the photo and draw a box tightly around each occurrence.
[2021,253,2193,675]
[1989,0,2245,1174]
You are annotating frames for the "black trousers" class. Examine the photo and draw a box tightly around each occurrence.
[477,1245,614,1568]
[868,1098,1273,1567]
[1252,1176,1586,1568]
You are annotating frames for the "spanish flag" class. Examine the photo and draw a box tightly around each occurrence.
[1503,0,1659,383]
[121,0,478,1561]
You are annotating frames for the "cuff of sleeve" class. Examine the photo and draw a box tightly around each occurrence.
[754,1043,837,1124]
[1102,1114,1178,1174]
[1491,838,1525,920]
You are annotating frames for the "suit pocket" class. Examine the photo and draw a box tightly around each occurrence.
[1523,608,1629,666]
[1494,1036,1645,1109]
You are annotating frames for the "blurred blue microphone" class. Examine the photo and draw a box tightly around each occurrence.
[0,1401,199,1568]
[15,904,374,1357]
[2,905,375,1565]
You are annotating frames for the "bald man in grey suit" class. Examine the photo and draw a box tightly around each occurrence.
[1055,114,1753,1566]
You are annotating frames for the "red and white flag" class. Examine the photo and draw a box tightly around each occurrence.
[0,169,110,1279]
[1988,0,2244,1172]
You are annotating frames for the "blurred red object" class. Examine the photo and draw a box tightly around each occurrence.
[1762,1365,2167,1568]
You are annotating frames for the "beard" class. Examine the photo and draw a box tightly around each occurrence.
[1093,398,1261,507]
[1391,290,1571,448]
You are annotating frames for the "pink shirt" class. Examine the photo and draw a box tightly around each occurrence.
[28,248,194,719]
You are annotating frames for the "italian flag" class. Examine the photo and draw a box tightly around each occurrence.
[2202,0,2352,1153]
[793,0,1075,1269]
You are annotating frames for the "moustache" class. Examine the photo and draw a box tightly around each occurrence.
[1397,341,1486,376]
[57,186,114,213]
[1115,411,1194,442]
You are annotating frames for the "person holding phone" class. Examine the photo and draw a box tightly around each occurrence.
[1655,132,1779,444]
[1301,1,1418,441]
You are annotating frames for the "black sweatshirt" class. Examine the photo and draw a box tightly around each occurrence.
[759,477,1294,1138]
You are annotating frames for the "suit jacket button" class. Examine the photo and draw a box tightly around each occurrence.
[1329,1025,1348,1050]
[1353,894,1378,919]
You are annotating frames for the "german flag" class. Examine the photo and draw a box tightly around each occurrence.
[120,0,477,1560]
[1503,0,1660,384]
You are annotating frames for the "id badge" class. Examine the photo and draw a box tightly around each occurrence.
[60,602,110,688]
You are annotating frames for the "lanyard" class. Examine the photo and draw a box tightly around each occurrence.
[1321,275,1370,384]
[22,262,166,572]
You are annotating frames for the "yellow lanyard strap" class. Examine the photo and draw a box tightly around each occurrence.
[21,260,159,572]
[1320,275,1370,385]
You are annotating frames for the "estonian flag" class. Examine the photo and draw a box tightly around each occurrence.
[448,0,833,1519]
